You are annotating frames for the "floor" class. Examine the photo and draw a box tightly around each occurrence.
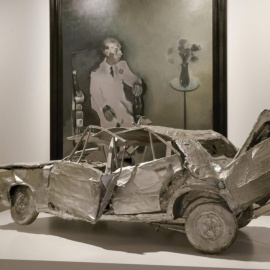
[0,210,270,270]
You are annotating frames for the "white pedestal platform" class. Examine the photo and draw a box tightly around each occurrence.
[0,210,270,270]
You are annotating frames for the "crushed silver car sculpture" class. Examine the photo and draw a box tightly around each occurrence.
[1,110,270,254]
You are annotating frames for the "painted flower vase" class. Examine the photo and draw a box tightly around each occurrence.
[180,63,190,88]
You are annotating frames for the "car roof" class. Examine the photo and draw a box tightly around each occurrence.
[68,126,172,146]
[143,125,226,142]
[68,125,237,175]
[144,125,238,159]
[68,124,230,148]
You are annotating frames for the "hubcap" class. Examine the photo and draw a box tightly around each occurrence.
[15,194,28,213]
[196,213,223,241]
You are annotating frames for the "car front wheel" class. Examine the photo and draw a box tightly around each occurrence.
[185,203,237,254]
[11,186,39,225]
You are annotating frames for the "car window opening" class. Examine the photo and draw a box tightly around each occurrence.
[77,130,91,163]
[67,127,181,173]
[199,139,237,158]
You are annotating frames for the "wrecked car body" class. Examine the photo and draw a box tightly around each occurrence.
[2,110,270,254]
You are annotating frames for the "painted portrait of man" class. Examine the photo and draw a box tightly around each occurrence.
[90,38,143,127]
[60,0,214,156]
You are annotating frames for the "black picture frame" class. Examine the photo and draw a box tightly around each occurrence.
[50,0,227,160]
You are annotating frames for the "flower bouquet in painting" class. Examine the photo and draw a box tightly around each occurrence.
[178,39,201,88]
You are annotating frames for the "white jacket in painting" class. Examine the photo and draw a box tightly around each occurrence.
[90,59,141,127]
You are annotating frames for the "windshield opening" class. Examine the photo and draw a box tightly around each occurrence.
[199,139,237,158]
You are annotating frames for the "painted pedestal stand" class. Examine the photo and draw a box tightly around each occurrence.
[170,77,200,129]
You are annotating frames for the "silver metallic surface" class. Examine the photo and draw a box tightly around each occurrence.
[112,155,182,215]
[2,111,270,253]
[49,161,103,223]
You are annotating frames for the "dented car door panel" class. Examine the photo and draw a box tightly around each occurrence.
[112,155,182,215]
[48,161,102,222]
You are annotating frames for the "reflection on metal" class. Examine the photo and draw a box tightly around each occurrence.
[112,155,182,215]
[77,130,91,163]
[100,213,174,222]
[2,111,270,253]
[0,161,56,170]
[234,110,270,159]
[149,132,156,159]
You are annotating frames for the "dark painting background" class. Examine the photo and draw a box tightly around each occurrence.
[62,0,213,156]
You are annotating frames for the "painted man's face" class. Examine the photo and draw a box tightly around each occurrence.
[105,42,122,65]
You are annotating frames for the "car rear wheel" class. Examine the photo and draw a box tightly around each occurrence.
[11,186,39,225]
[185,203,237,254]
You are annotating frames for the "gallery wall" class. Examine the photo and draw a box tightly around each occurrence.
[0,0,50,164]
[0,0,270,164]
[227,0,270,147]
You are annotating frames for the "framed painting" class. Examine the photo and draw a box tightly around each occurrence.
[50,0,227,159]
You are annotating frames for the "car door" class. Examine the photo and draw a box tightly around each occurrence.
[112,152,182,215]
[48,160,103,223]
[224,137,270,209]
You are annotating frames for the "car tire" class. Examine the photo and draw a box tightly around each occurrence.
[185,203,237,254]
[237,206,253,229]
[11,186,39,225]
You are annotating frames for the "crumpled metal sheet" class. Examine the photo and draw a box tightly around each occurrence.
[235,109,270,159]
[142,125,227,142]
[112,155,182,215]
[48,161,102,223]
[14,168,48,207]
[176,138,219,179]
[68,126,171,146]
[142,125,235,181]
[0,167,49,208]
[100,213,174,223]
[0,161,56,170]
[0,169,16,206]
[225,136,270,209]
